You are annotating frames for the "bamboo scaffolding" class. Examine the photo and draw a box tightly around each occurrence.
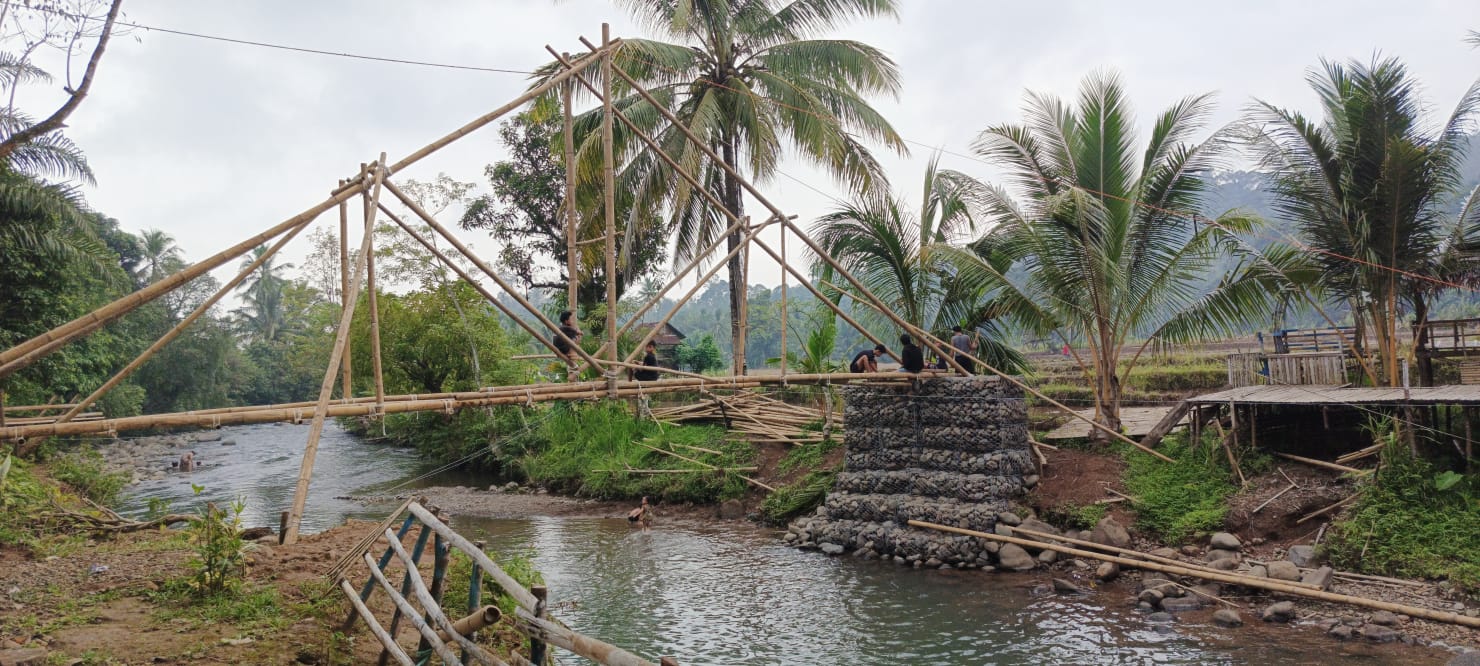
[58,216,316,424]
[283,164,382,544]
[364,160,389,413]
[909,520,1480,629]
[339,180,353,398]
[600,23,618,397]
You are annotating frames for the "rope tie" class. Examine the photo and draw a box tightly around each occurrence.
[292,409,304,425]
[524,389,534,408]
[442,399,454,415]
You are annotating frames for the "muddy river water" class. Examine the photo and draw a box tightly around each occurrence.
[113,424,1435,665]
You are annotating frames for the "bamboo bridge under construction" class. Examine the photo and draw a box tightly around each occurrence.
[0,23,1145,549]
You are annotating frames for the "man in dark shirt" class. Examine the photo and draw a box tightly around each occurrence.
[553,310,582,379]
[849,344,886,373]
[898,334,924,373]
[633,341,661,381]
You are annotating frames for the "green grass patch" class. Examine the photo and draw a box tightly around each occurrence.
[1041,502,1107,530]
[151,582,286,632]
[776,437,841,475]
[1121,433,1236,544]
[1325,430,1480,591]
[760,467,837,525]
[1123,364,1227,392]
[519,403,751,503]
[50,446,129,506]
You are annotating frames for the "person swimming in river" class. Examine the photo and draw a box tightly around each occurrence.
[175,450,198,472]
[627,496,653,527]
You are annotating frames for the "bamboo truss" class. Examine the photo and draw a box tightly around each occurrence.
[0,23,1172,540]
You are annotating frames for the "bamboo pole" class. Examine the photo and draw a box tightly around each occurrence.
[1009,525,1319,590]
[339,180,353,398]
[58,216,316,424]
[386,38,617,176]
[283,165,381,545]
[364,157,389,414]
[909,520,1480,629]
[780,222,788,376]
[1275,452,1371,476]
[600,23,618,399]
[406,503,539,611]
[2,374,914,440]
[359,551,464,666]
[0,184,365,380]
[563,62,580,316]
[381,179,606,372]
[636,442,775,491]
[381,530,506,666]
[338,579,416,666]
[737,216,750,375]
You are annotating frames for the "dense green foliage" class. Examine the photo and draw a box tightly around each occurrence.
[519,403,749,503]
[1326,429,1480,590]
[1122,434,1238,543]
[50,447,129,506]
[761,467,837,525]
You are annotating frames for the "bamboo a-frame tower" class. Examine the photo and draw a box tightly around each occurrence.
[0,25,1163,543]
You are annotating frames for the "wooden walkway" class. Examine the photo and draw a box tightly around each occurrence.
[1043,406,1186,441]
[1188,385,1480,406]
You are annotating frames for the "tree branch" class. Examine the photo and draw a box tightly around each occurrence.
[0,0,123,163]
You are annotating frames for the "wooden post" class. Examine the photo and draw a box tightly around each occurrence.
[529,584,549,665]
[563,63,579,317]
[601,23,618,398]
[57,216,315,423]
[339,180,353,399]
[364,158,388,416]
[283,163,384,545]
[779,222,787,377]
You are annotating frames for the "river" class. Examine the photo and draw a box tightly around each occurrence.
[114,424,1429,665]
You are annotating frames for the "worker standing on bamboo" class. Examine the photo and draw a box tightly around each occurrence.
[553,310,583,380]
[951,326,976,375]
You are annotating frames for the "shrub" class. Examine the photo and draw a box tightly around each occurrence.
[184,491,249,596]
[1121,433,1235,543]
[51,447,129,506]
[1042,502,1107,530]
[1325,423,1480,590]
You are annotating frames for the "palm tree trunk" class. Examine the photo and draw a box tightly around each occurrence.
[721,137,746,376]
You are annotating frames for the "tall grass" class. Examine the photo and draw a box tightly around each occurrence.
[519,403,750,503]
[1121,433,1237,543]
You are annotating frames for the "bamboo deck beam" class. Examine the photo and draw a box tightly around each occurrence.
[909,520,1480,629]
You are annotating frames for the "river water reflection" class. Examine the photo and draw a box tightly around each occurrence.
[451,516,1422,666]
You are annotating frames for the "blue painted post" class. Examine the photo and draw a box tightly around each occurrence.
[415,535,450,657]
[462,540,486,664]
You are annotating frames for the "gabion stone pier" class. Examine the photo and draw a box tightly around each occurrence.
[784,376,1035,568]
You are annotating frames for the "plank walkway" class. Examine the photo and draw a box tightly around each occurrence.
[1042,406,1185,441]
[1188,384,1480,406]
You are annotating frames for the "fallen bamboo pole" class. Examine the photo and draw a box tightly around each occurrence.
[1009,525,1319,590]
[1252,482,1298,514]
[1276,452,1370,476]
[1296,494,1359,524]
[592,467,758,474]
[637,442,776,492]
[909,520,1480,629]
[338,579,415,666]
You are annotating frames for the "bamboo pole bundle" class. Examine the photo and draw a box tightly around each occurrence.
[637,442,776,492]
[909,520,1480,629]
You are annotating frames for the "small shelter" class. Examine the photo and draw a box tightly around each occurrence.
[629,322,686,367]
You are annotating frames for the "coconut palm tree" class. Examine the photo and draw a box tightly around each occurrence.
[232,244,295,343]
[136,229,183,284]
[1245,56,1480,386]
[532,0,906,374]
[950,71,1279,438]
[811,154,1027,373]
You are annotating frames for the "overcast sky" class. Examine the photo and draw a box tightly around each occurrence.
[17,0,1480,292]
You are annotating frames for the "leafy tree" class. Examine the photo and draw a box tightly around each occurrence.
[954,71,1280,438]
[460,112,667,314]
[813,156,1026,373]
[674,334,724,374]
[532,0,906,372]
[349,281,517,395]
[1244,56,1480,386]
[135,228,182,284]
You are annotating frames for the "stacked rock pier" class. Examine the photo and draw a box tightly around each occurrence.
[785,376,1036,568]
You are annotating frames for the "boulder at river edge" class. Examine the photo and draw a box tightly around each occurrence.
[1090,516,1130,548]
[996,544,1036,571]
[1262,601,1295,622]
[1212,609,1244,627]
[1265,560,1302,581]
[1209,532,1241,550]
